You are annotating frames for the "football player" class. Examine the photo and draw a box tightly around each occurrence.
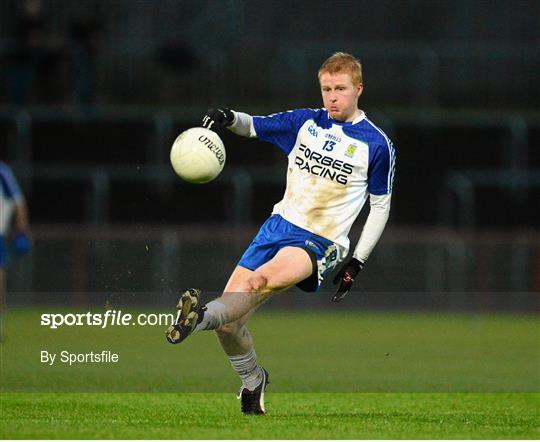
[0,162,31,340]
[166,52,396,414]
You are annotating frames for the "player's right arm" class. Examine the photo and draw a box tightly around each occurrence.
[202,108,317,154]
[202,108,257,137]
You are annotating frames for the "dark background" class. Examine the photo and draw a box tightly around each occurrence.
[1,0,539,304]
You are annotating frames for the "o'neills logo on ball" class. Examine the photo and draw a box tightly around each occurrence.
[198,135,225,165]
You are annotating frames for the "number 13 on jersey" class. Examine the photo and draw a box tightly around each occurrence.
[322,140,336,151]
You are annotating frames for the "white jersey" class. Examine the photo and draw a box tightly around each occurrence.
[0,162,24,234]
[252,108,396,254]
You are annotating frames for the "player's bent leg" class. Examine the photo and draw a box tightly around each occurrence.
[215,311,255,355]
[216,311,270,414]
[215,312,270,415]
[217,249,311,414]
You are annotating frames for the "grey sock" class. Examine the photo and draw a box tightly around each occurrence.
[194,300,228,332]
[229,349,263,391]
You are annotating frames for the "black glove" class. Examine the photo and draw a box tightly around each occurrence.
[332,258,364,302]
[201,108,234,131]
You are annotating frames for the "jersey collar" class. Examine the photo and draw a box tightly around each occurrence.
[326,109,366,126]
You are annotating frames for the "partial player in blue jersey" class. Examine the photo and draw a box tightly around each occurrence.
[166,52,396,414]
[0,162,32,340]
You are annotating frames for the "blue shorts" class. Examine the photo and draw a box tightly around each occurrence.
[0,235,8,268]
[238,215,341,292]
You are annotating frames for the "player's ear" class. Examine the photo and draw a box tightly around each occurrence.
[356,83,363,97]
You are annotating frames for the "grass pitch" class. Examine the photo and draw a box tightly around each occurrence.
[1,308,539,438]
[1,392,538,439]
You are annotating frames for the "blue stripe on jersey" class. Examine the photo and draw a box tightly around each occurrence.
[0,162,23,200]
[367,140,395,194]
[343,118,396,195]
[253,108,322,154]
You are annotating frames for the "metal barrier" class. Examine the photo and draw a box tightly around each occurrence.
[1,34,538,109]
[3,107,536,167]
[441,170,540,230]
[3,107,538,227]
[7,225,539,307]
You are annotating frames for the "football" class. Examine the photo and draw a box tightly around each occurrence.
[170,127,226,184]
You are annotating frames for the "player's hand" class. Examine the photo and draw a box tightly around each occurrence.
[13,232,31,255]
[202,108,234,131]
[332,258,364,302]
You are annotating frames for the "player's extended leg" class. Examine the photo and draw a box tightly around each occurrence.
[166,246,313,344]
[202,246,313,330]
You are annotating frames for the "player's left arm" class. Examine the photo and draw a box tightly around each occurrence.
[202,108,317,154]
[352,192,391,263]
[333,139,396,301]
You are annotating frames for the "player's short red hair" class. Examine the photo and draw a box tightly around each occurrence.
[318,52,363,86]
